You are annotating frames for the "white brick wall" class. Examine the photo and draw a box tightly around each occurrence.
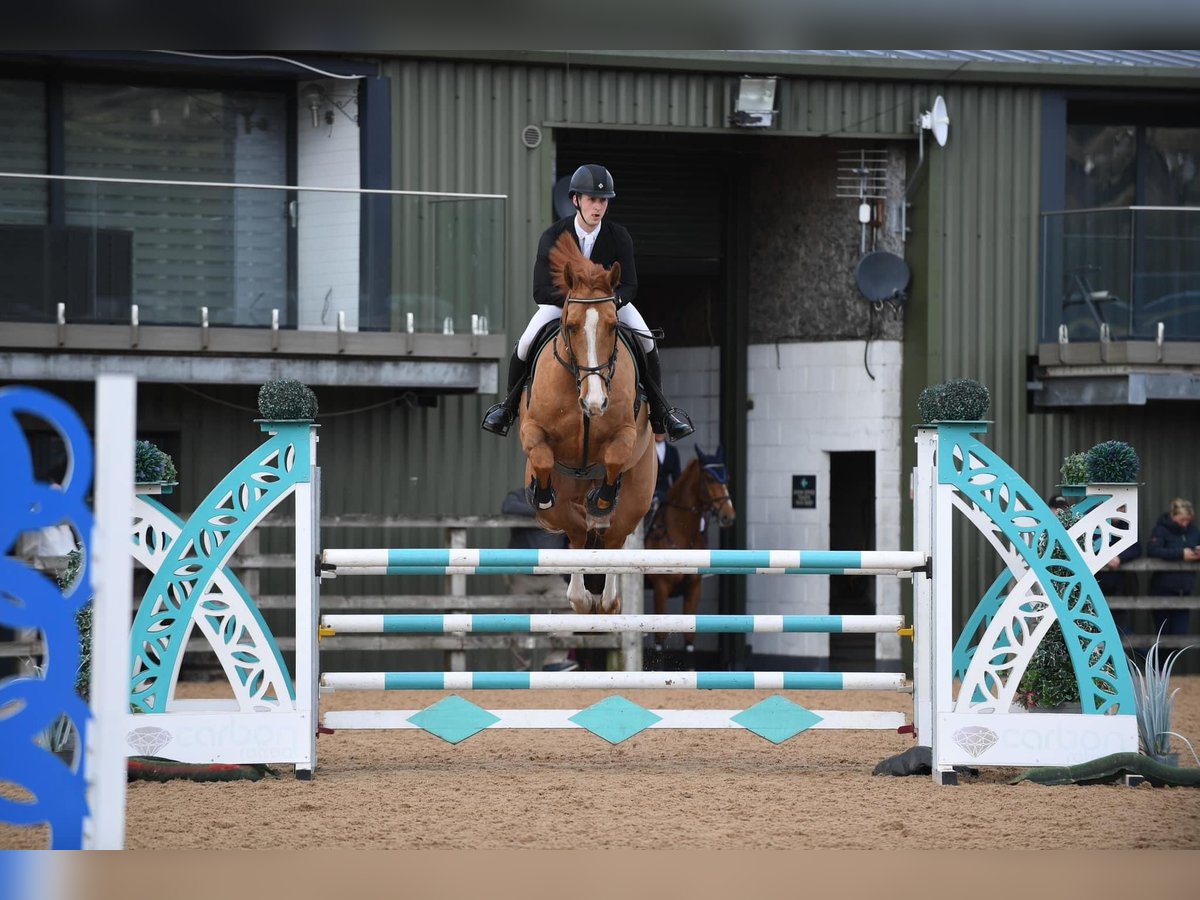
[661,340,905,662]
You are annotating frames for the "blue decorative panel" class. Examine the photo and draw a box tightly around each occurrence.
[0,386,94,849]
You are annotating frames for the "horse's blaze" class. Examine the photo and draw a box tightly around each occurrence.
[581,307,607,416]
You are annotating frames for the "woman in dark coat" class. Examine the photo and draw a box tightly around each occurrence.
[1146,497,1200,635]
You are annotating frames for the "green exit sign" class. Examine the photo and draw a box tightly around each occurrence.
[792,475,816,509]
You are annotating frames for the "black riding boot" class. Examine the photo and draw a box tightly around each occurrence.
[481,348,529,436]
[644,348,694,443]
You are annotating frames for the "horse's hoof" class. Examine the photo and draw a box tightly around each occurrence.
[585,476,622,518]
[528,477,556,510]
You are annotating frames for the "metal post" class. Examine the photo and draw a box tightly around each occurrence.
[447,527,467,672]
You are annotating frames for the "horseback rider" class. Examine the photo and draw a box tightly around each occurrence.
[481,163,695,442]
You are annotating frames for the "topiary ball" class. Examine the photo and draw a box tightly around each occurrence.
[258,379,319,421]
[938,378,990,421]
[1059,452,1089,486]
[1086,440,1140,484]
[917,385,945,424]
[134,440,177,483]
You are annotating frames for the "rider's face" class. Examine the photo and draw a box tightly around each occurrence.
[575,194,609,228]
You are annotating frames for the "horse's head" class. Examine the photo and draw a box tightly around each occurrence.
[550,231,621,418]
[695,445,736,527]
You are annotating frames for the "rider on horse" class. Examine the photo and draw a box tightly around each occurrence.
[481,164,694,443]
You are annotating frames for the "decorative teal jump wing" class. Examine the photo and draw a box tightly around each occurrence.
[937,423,1134,716]
[132,495,295,710]
[129,422,311,713]
[951,491,1135,683]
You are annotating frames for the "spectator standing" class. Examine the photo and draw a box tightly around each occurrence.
[1146,497,1200,636]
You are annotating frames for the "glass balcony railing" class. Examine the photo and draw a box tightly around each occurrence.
[1041,206,1200,344]
[0,172,506,337]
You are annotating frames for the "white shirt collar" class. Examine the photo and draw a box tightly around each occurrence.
[574,216,600,259]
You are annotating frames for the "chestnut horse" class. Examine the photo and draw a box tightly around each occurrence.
[519,231,656,614]
[645,446,736,651]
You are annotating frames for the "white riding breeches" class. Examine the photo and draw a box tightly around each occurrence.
[516,303,655,360]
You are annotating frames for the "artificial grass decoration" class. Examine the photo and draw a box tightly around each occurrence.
[258,379,318,420]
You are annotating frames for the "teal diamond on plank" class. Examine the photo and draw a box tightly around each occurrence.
[731,695,823,744]
[569,695,662,744]
[407,695,500,744]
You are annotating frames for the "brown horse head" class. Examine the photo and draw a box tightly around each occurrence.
[695,445,736,528]
[549,231,622,418]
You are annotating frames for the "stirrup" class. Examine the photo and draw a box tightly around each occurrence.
[663,408,695,443]
[481,403,516,436]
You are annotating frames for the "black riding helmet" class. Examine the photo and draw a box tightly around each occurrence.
[568,164,615,199]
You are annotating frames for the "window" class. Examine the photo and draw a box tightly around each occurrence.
[0,77,291,326]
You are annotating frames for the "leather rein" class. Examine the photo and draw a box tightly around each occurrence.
[552,294,620,391]
[550,294,622,480]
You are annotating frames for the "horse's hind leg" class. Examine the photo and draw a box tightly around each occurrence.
[680,575,703,665]
[652,580,672,652]
[599,573,620,614]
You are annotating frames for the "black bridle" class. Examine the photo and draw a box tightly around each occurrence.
[552,295,620,392]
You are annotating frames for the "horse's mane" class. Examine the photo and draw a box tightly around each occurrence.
[549,230,612,296]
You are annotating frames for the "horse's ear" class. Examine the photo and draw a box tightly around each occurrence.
[562,261,575,291]
[608,261,621,290]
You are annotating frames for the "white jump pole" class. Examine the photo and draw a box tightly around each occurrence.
[86,374,135,850]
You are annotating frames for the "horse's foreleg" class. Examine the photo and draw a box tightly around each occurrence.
[523,432,557,510]
[584,428,637,526]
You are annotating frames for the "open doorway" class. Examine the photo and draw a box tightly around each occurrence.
[829,451,877,671]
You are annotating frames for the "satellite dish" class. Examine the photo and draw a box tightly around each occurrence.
[552,176,575,220]
[855,251,911,305]
[919,95,950,147]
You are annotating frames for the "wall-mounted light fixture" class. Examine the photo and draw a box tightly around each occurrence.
[302,84,325,128]
[730,75,778,128]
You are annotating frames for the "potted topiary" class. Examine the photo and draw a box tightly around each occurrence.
[134,439,178,494]
[1056,451,1090,499]
[1128,631,1196,766]
[916,378,990,424]
[1085,440,1141,485]
[258,378,319,421]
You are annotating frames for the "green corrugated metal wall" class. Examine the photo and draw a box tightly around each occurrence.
[376,56,1194,638]
[902,81,1200,626]
[379,57,937,527]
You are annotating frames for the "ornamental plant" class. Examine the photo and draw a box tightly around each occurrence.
[1085,440,1140,484]
[916,385,944,425]
[1018,506,1091,710]
[1059,452,1089,486]
[258,378,319,420]
[916,377,990,423]
[938,378,990,421]
[1128,631,1196,760]
[134,440,178,484]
